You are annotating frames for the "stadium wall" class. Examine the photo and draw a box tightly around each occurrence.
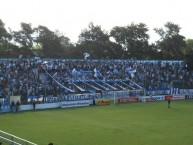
[20,103,61,111]
[20,100,94,111]
[17,95,187,111]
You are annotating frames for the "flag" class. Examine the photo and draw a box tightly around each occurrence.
[126,67,136,78]
[52,72,57,78]
[84,52,90,59]
[72,68,80,76]
[93,68,102,78]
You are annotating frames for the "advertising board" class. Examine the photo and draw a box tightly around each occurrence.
[118,97,139,103]
[95,99,112,105]
[142,96,164,102]
[171,95,186,100]
[61,100,90,108]
[165,95,186,100]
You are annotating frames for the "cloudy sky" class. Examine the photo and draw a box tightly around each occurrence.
[0,0,193,43]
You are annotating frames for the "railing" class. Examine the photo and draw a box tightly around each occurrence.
[0,130,37,145]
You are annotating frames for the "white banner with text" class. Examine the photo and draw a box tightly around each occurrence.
[61,100,90,108]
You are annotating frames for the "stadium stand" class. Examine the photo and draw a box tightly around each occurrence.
[0,58,192,111]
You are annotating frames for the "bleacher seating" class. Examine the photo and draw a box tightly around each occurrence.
[0,58,192,105]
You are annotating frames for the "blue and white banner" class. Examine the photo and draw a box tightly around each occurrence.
[147,89,170,96]
[142,96,165,102]
[67,93,101,101]
[171,88,180,95]
[45,70,74,93]
[61,100,90,108]
[179,89,193,95]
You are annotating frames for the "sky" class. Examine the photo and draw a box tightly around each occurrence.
[0,0,193,43]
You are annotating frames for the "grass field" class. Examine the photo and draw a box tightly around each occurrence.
[1,99,193,145]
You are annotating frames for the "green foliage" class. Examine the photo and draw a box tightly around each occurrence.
[79,22,109,43]
[34,26,73,58]
[110,23,150,59]
[185,50,193,71]
[0,19,12,57]
[154,22,186,59]
[12,23,34,48]
[185,39,193,53]
[1,100,193,145]
[11,23,35,57]
[184,39,193,71]
[0,19,192,60]
[77,22,124,59]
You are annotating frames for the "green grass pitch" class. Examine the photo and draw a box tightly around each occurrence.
[1,100,193,145]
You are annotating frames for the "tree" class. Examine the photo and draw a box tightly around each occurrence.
[184,39,193,71]
[185,39,193,53]
[13,23,34,48]
[35,26,71,58]
[55,30,75,58]
[144,43,160,59]
[185,50,193,71]
[154,22,186,59]
[79,22,109,43]
[12,22,35,57]
[110,23,150,59]
[77,22,124,59]
[0,19,12,57]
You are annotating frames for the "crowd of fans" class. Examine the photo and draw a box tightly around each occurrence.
[0,58,193,106]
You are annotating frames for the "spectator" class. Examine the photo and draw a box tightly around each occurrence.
[10,101,15,112]
[16,101,20,112]
[33,100,36,110]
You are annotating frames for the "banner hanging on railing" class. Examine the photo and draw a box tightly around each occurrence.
[61,100,90,108]
[67,93,101,101]
[44,69,74,93]
[142,96,165,102]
